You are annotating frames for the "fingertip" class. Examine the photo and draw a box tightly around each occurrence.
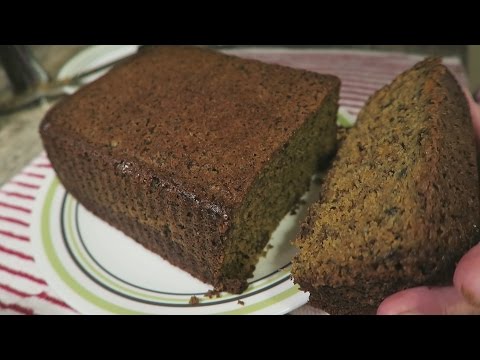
[377,286,464,315]
[377,287,430,315]
[453,243,480,307]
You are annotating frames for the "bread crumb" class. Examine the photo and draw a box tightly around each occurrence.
[204,289,222,299]
[189,295,200,305]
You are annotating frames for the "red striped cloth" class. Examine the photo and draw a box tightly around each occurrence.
[0,49,470,315]
[0,155,76,315]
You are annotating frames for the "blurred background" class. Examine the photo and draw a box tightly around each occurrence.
[1,45,479,186]
[2,46,479,95]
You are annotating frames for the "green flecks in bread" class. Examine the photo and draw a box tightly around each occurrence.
[292,58,480,314]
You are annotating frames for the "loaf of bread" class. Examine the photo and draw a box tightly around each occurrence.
[40,46,340,293]
[292,58,480,314]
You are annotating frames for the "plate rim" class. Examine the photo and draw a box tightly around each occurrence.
[31,172,309,314]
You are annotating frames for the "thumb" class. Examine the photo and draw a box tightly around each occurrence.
[377,243,480,315]
[453,242,480,307]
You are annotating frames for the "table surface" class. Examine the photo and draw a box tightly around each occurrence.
[0,45,478,186]
[0,46,88,186]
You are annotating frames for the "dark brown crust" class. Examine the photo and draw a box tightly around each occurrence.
[292,58,480,314]
[40,46,340,293]
[308,288,377,315]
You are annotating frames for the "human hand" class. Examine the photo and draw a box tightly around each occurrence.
[377,89,480,315]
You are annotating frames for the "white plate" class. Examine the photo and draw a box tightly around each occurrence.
[30,45,333,314]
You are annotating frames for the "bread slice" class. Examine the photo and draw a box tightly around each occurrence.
[292,58,480,314]
[40,46,340,293]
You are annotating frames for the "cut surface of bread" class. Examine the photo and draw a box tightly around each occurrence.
[292,58,480,314]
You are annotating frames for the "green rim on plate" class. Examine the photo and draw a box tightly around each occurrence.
[40,177,303,314]
[64,193,292,304]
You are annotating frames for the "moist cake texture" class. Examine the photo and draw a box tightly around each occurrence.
[40,46,340,293]
[292,58,480,314]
